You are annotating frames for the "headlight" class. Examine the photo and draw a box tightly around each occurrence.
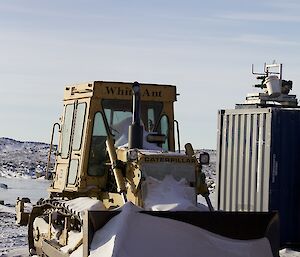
[127,149,139,161]
[199,152,210,165]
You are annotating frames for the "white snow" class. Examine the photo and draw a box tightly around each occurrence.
[0,204,15,214]
[62,197,106,218]
[69,245,84,257]
[0,209,28,255]
[33,216,48,237]
[24,202,33,213]
[142,175,207,211]
[112,117,162,150]
[111,117,130,147]
[61,231,83,254]
[280,249,300,257]
[90,202,274,257]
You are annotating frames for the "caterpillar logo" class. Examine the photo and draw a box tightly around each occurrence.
[105,86,162,98]
[143,156,196,164]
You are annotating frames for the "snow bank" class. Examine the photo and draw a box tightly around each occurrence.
[142,175,207,211]
[90,202,273,257]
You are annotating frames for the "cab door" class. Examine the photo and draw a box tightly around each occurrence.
[66,100,88,188]
[52,100,88,191]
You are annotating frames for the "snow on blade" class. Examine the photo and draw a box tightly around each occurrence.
[142,175,207,211]
[90,202,273,257]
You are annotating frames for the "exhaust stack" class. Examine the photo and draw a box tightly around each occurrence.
[128,82,144,149]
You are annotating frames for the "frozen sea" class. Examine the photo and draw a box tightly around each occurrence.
[0,177,51,205]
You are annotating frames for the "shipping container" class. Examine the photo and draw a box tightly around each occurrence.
[216,107,300,247]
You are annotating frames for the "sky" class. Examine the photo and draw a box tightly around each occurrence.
[0,0,300,149]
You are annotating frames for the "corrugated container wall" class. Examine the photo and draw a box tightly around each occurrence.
[216,107,300,247]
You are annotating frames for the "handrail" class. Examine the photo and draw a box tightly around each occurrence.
[174,120,180,153]
[46,122,61,179]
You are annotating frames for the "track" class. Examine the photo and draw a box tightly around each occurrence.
[28,197,104,256]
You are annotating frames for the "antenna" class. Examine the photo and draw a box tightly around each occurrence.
[243,62,297,107]
[264,63,282,81]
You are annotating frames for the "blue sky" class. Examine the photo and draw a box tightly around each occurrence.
[0,0,300,149]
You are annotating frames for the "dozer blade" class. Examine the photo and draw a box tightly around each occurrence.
[83,210,279,257]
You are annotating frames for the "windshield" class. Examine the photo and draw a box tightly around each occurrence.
[102,99,163,132]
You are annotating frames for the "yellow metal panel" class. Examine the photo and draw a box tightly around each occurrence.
[64,81,177,102]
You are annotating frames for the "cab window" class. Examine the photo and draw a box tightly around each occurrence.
[158,115,169,151]
[67,159,79,185]
[72,103,86,150]
[102,99,163,134]
[87,112,108,176]
[61,104,74,158]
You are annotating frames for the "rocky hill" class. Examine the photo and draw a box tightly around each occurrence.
[0,137,55,178]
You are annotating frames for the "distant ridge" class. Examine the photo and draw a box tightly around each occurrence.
[0,137,54,178]
[0,137,49,145]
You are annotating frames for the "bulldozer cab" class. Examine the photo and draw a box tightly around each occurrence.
[49,81,177,198]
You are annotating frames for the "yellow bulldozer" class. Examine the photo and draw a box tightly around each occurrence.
[16,81,279,256]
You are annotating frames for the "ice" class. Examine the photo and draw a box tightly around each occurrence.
[0,177,50,205]
[90,202,273,257]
